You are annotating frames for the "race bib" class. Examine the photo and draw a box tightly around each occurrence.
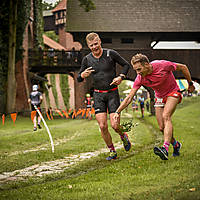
[154,98,165,107]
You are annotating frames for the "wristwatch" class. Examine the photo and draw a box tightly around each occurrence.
[189,81,193,86]
[119,74,125,80]
[115,111,120,114]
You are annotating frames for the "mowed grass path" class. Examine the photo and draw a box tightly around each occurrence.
[0,96,199,199]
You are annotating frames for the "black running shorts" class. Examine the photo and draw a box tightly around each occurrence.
[93,90,120,114]
[31,104,41,111]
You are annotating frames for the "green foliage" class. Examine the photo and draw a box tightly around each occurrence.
[16,0,31,62]
[42,0,61,10]
[42,2,55,10]
[42,0,95,12]
[44,31,59,43]
[0,0,31,112]
[33,0,44,47]
[0,97,199,199]
[118,80,132,99]
[120,120,138,132]
[50,74,58,107]
[59,74,69,108]
[0,1,9,112]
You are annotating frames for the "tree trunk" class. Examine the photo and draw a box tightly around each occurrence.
[7,0,18,113]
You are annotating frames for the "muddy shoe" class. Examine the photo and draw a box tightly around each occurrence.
[106,150,117,161]
[173,142,182,157]
[154,146,168,160]
[122,133,131,151]
[38,124,42,129]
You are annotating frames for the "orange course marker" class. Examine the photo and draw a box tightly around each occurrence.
[62,110,69,119]
[46,112,51,120]
[2,114,5,125]
[10,113,17,125]
[31,111,37,121]
[56,109,64,118]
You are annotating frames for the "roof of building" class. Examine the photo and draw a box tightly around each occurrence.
[52,0,66,12]
[66,0,200,32]
[43,34,67,50]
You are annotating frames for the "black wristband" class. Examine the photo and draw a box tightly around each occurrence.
[119,74,125,80]
[189,81,193,86]
[115,111,120,114]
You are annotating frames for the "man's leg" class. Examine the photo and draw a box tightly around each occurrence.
[33,116,37,131]
[155,106,177,146]
[154,96,179,160]
[162,96,179,143]
[38,116,42,129]
[141,107,144,118]
[155,107,164,132]
[110,113,131,151]
[163,97,182,156]
[96,112,112,146]
[96,112,117,160]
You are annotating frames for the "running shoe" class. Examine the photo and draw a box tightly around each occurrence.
[33,127,37,131]
[38,124,42,129]
[106,150,117,161]
[154,146,168,160]
[122,133,131,151]
[173,142,182,157]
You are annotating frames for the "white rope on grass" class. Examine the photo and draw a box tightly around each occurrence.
[34,105,54,153]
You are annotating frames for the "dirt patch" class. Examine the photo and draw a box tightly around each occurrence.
[0,142,124,184]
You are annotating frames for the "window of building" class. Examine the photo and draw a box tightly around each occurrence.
[121,38,134,44]
[101,38,112,44]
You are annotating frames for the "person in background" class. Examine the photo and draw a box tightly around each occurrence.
[77,32,131,161]
[132,98,137,113]
[146,100,150,112]
[113,53,195,160]
[138,94,145,118]
[84,93,94,120]
[28,85,43,131]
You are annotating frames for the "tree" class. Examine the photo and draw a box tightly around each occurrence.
[0,1,9,113]
[1,0,95,113]
[7,0,18,113]
[42,0,95,12]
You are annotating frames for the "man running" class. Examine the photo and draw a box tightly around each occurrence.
[28,85,43,131]
[77,32,131,160]
[113,53,195,160]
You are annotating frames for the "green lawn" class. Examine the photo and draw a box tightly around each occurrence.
[0,96,199,199]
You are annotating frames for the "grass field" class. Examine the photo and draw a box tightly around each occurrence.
[0,96,199,200]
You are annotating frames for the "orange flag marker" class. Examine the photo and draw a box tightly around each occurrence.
[2,114,5,125]
[71,109,76,119]
[31,111,37,121]
[62,110,69,119]
[10,113,17,125]
[46,112,51,120]
[91,107,95,114]
[82,109,86,118]
[56,109,64,118]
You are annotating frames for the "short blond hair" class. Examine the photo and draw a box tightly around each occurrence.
[86,32,100,44]
[131,53,149,66]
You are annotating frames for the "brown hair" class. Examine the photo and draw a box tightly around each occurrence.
[131,53,149,66]
[86,32,100,44]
